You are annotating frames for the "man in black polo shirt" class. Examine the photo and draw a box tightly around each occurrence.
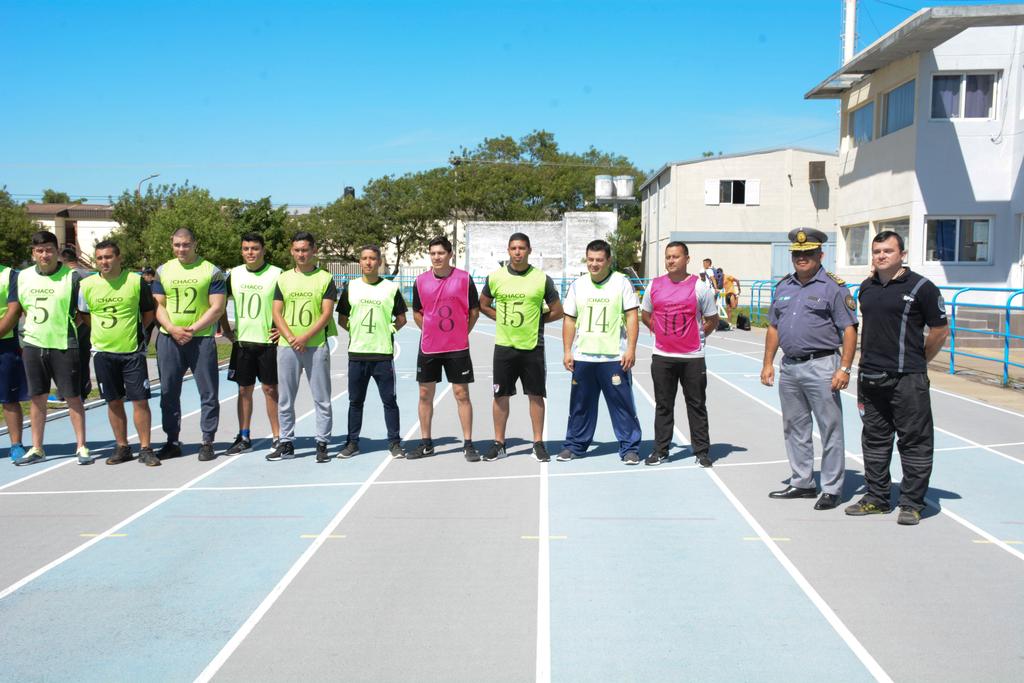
[845,231,949,525]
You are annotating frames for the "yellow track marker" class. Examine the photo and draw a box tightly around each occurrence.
[972,539,1022,545]
[300,534,346,539]
[79,533,127,538]
[743,536,790,542]
[521,535,567,540]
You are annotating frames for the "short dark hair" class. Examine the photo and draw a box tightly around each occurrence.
[359,244,382,259]
[873,230,905,251]
[172,227,196,242]
[586,239,611,259]
[665,240,689,256]
[702,258,712,265]
[241,232,265,247]
[428,235,453,253]
[31,231,58,248]
[94,239,120,256]
[142,266,156,276]
[508,232,531,248]
[60,246,79,262]
[291,231,316,247]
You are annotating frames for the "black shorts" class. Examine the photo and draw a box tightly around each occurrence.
[492,345,546,397]
[0,348,28,404]
[23,346,80,398]
[417,350,474,384]
[94,351,151,402]
[228,342,278,386]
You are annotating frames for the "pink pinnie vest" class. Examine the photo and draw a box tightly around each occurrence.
[648,274,702,355]
[417,268,471,354]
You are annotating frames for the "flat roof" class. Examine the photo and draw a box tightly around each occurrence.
[638,147,836,193]
[806,4,1024,99]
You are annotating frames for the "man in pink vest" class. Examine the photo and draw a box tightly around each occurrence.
[640,241,719,467]
[409,236,481,461]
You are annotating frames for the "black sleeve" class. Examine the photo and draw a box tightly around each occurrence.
[412,282,422,313]
[139,281,156,313]
[393,290,408,316]
[335,283,351,316]
[70,271,82,318]
[224,274,232,298]
[467,278,479,309]
[273,284,283,301]
[543,275,560,305]
[918,280,948,328]
[323,279,338,301]
[7,269,17,304]
[480,277,492,300]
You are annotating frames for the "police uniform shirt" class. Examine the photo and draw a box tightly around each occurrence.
[858,268,947,374]
[769,266,857,357]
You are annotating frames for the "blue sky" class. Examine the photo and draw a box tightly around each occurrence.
[0,0,1001,206]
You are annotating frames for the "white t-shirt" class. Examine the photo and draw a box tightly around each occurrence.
[563,271,639,362]
[640,275,718,359]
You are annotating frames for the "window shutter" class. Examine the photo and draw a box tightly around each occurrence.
[704,179,719,205]
[745,179,760,206]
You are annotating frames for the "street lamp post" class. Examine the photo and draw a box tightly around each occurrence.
[136,173,160,197]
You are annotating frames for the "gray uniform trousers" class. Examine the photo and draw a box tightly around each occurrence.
[778,354,845,494]
[156,334,220,443]
[277,343,332,444]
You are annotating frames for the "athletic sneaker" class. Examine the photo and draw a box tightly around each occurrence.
[464,442,481,463]
[337,441,359,459]
[556,449,575,462]
[844,498,892,516]
[696,453,713,468]
[271,437,280,452]
[198,442,217,462]
[225,434,252,456]
[77,446,94,465]
[407,442,434,460]
[645,451,667,466]
[316,441,331,463]
[14,447,46,466]
[483,442,506,462]
[622,451,640,465]
[138,447,160,467]
[158,441,182,460]
[266,440,294,461]
[389,441,405,459]
[897,506,921,526]
[533,442,550,463]
[8,444,26,463]
[106,445,134,465]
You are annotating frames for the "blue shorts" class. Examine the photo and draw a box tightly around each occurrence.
[0,347,29,404]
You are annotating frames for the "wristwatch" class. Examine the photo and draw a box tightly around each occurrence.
[839,366,852,374]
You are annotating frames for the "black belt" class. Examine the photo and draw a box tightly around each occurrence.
[785,350,836,363]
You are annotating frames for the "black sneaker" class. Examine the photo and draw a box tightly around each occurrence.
[316,441,331,463]
[533,442,550,463]
[622,451,640,465]
[389,441,405,459]
[483,442,506,461]
[844,498,892,516]
[225,434,252,455]
[407,442,434,460]
[696,453,713,468]
[138,447,160,467]
[157,441,182,460]
[337,441,359,459]
[897,506,921,526]
[266,441,294,461]
[645,451,667,466]
[198,442,217,461]
[105,445,134,465]
[464,442,480,462]
[556,449,575,462]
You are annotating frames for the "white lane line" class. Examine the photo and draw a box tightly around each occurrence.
[934,441,1024,453]
[928,386,1024,419]
[536,399,551,683]
[633,379,894,683]
[194,383,454,683]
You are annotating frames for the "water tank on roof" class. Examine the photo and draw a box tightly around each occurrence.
[613,175,634,197]
[595,175,614,200]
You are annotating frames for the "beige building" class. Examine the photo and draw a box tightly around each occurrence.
[639,148,837,281]
[25,203,118,263]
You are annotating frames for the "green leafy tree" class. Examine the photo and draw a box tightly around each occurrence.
[38,189,85,204]
[109,183,193,268]
[0,187,36,266]
[221,197,292,267]
[143,188,236,269]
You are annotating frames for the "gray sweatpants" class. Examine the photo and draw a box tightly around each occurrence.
[277,344,332,444]
[778,354,846,495]
[156,334,220,443]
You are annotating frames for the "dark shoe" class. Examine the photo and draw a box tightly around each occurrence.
[814,493,840,510]
[556,449,575,462]
[13,447,45,466]
[225,434,252,455]
[198,442,217,462]
[464,442,480,462]
[897,506,921,525]
[645,451,667,466]
[157,441,182,460]
[138,447,160,467]
[769,485,818,500]
[266,441,294,461]
[696,453,713,468]
[106,445,134,465]
[407,442,434,460]
[622,451,640,465]
[389,441,405,459]
[533,442,550,463]
[483,442,505,462]
[844,498,892,516]
[337,441,359,459]
[316,441,331,463]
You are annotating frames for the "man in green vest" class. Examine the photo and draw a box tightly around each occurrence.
[336,244,407,460]
[78,240,159,466]
[479,233,563,462]
[152,227,227,462]
[0,262,29,464]
[219,232,282,455]
[269,231,338,463]
[4,231,90,466]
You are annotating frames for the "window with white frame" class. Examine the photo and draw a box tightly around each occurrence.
[925,217,991,263]
[704,178,760,205]
[719,180,745,204]
[843,224,870,266]
[882,80,915,135]
[931,73,997,119]
[877,218,910,259]
[849,102,874,147]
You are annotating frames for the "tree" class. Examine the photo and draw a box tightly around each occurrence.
[38,189,85,204]
[221,197,292,267]
[110,183,193,268]
[144,188,236,269]
[0,187,36,266]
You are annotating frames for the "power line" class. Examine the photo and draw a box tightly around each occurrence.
[871,0,917,12]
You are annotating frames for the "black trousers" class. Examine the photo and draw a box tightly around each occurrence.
[858,371,934,511]
[651,355,710,457]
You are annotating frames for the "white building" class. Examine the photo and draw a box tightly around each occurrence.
[26,203,119,262]
[639,148,838,281]
[806,4,1024,293]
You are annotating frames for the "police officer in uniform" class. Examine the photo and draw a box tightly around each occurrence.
[761,228,858,510]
